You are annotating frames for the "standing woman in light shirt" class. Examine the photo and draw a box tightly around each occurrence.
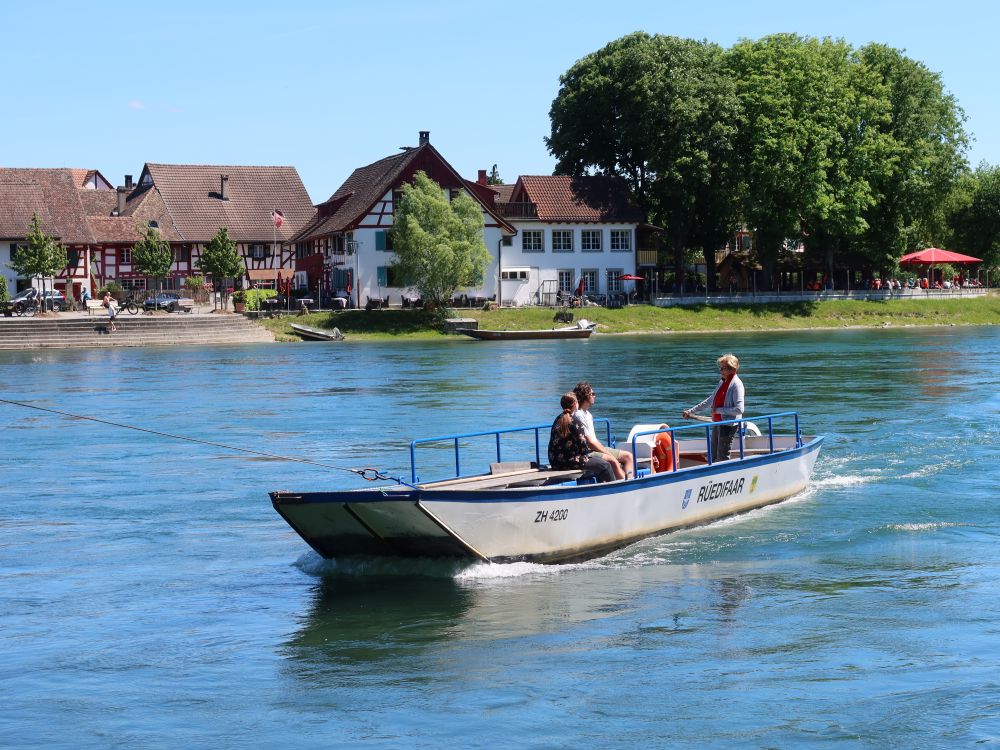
[683,353,744,462]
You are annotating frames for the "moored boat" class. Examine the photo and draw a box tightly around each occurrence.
[456,319,596,341]
[290,323,345,341]
[271,412,823,563]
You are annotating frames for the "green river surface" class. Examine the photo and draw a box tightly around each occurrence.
[2,327,999,749]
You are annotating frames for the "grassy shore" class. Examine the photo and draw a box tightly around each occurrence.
[259,295,1000,341]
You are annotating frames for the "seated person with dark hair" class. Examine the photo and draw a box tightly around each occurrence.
[572,381,634,480]
[548,392,615,483]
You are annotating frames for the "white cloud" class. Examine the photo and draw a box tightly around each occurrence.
[127,100,145,110]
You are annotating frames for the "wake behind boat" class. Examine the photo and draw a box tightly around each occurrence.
[457,319,596,341]
[271,412,823,563]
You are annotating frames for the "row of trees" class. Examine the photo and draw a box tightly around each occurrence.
[5,214,246,310]
[546,32,996,289]
[124,224,244,308]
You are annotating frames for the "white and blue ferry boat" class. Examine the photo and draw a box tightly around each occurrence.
[271,412,823,564]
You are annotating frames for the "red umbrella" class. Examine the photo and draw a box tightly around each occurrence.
[900,247,981,288]
[616,274,644,281]
[899,248,982,265]
[575,277,585,296]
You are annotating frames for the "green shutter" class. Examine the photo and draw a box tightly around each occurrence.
[375,230,386,251]
[377,266,388,287]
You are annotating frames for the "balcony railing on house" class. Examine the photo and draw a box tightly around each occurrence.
[637,249,657,267]
[496,201,538,219]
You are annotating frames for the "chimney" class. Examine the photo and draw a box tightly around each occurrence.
[125,174,133,190]
[220,174,229,201]
[116,185,127,216]
[418,131,430,146]
[478,169,488,185]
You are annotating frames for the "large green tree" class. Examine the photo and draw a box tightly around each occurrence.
[728,34,885,288]
[855,44,968,271]
[196,227,244,309]
[547,33,742,288]
[949,164,1000,274]
[547,32,660,208]
[131,225,173,299]
[7,213,68,310]
[391,171,491,306]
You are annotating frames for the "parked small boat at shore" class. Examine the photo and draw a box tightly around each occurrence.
[290,323,344,341]
[457,319,596,341]
[271,412,822,563]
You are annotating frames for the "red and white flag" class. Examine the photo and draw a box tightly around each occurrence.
[272,209,284,228]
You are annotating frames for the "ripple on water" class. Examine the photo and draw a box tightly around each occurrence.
[3,328,1000,749]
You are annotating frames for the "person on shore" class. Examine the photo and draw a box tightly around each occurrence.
[682,354,745,462]
[548,392,615,483]
[572,381,634,480]
[103,291,118,332]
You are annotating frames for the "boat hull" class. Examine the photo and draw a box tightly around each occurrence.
[456,326,594,340]
[272,436,823,563]
[290,323,344,341]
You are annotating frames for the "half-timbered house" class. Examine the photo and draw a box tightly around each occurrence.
[0,168,107,299]
[89,164,316,293]
[292,132,515,307]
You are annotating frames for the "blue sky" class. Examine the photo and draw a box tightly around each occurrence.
[5,0,997,202]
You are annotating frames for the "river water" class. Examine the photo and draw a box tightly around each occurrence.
[2,327,999,749]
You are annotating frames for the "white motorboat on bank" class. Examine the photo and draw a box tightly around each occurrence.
[271,412,823,564]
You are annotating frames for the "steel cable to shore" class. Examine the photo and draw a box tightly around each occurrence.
[0,397,399,482]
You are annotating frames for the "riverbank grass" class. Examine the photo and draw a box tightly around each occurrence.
[259,295,999,341]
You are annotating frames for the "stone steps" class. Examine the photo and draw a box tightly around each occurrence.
[0,314,274,349]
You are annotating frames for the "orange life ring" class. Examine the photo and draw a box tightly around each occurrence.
[652,431,674,473]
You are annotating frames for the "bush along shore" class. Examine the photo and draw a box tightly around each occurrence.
[257,295,1000,342]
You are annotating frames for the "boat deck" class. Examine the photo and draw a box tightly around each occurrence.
[418,467,584,490]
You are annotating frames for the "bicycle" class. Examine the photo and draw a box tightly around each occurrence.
[13,299,40,317]
[120,295,141,315]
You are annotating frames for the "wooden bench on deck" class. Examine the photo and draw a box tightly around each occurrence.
[418,462,584,491]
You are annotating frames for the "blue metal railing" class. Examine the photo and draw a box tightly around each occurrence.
[628,411,802,472]
[409,414,800,484]
[410,418,611,484]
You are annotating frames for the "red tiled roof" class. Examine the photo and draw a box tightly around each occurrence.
[77,188,118,216]
[490,184,515,203]
[85,216,145,244]
[119,187,184,241]
[65,168,112,190]
[513,175,644,223]
[0,168,95,243]
[66,169,90,188]
[295,143,515,242]
[140,163,316,243]
[295,150,417,241]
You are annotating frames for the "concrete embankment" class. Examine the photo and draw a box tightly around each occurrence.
[0,312,274,349]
